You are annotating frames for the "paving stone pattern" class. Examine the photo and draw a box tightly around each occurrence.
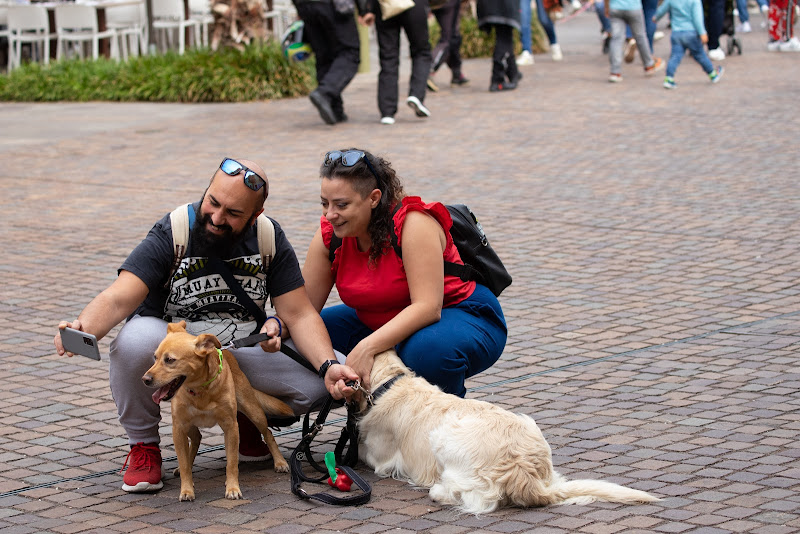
[1,10,799,534]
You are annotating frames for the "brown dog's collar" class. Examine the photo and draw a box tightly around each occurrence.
[187,348,224,395]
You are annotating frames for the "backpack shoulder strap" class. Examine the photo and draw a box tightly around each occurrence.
[256,214,275,273]
[166,204,195,287]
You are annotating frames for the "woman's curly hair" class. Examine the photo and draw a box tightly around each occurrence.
[319,149,405,265]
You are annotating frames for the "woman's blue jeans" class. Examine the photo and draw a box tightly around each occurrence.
[320,284,507,398]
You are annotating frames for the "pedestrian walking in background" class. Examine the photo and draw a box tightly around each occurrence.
[654,0,724,89]
[605,0,664,82]
[427,0,470,91]
[476,0,523,91]
[293,0,363,125]
[359,0,433,125]
[517,0,564,66]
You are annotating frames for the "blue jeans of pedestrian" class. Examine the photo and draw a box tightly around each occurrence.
[521,0,557,52]
[667,31,713,78]
[320,284,507,398]
[736,0,750,22]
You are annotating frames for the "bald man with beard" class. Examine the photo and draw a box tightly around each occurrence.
[55,157,358,493]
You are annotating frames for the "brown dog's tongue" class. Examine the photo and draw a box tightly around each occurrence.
[152,385,171,404]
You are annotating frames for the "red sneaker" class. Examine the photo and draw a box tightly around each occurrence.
[121,442,163,492]
[237,412,272,462]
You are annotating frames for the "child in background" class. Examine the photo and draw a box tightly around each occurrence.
[605,0,664,82]
[654,0,724,89]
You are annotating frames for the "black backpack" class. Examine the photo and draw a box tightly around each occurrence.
[328,202,512,296]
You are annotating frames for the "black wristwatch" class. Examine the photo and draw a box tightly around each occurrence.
[318,359,340,379]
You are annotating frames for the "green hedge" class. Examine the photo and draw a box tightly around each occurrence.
[0,41,315,102]
[1,14,547,102]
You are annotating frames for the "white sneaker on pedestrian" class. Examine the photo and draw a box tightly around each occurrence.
[516,50,534,66]
[707,47,726,61]
[653,30,665,41]
[779,36,800,51]
[737,21,752,33]
[380,116,395,125]
[767,40,782,52]
[406,96,431,118]
[570,0,581,10]
[550,43,563,61]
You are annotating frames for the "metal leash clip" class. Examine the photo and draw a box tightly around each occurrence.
[345,380,374,406]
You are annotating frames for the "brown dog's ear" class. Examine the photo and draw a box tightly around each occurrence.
[167,320,188,333]
[195,334,222,355]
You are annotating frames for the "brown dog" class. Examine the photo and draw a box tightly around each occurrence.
[142,321,293,501]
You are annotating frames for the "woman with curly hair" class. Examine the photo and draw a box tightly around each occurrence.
[302,149,507,397]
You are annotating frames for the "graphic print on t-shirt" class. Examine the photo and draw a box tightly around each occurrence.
[164,255,267,345]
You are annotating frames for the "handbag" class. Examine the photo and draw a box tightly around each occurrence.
[332,0,356,15]
[378,0,415,19]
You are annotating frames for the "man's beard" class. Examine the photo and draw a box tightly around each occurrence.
[191,210,250,258]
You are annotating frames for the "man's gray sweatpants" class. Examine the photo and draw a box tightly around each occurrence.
[109,315,342,445]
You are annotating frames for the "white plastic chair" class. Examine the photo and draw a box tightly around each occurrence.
[152,0,200,55]
[55,4,119,61]
[7,5,56,71]
[188,0,214,48]
[106,3,148,60]
[266,0,297,39]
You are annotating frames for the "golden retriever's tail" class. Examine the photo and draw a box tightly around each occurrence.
[545,472,660,505]
[254,391,295,418]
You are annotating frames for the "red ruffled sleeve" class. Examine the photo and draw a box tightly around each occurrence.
[393,197,454,250]
[320,215,334,249]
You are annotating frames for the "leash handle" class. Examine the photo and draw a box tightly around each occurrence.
[230,332,270,348]
[290,396,372,506]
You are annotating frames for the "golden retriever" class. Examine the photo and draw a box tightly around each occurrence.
[142,321,293,501]
[356,350,659,514]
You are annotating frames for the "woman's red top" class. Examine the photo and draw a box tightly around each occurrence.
[320,196,476,331]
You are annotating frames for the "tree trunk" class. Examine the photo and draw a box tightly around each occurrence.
[209,0,274,51]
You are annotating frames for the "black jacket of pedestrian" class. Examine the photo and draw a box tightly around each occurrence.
[476,0,521,31]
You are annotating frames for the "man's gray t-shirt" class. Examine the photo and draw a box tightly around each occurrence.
[120,202,304,345]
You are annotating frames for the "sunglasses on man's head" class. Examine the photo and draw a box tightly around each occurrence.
[219,158,267,197]
[323,150,381,184]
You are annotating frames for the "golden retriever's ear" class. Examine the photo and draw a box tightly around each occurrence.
[167,320,187,333]
[195,334,221,355]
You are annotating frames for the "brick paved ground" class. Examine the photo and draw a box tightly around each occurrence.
[1,8,799,534]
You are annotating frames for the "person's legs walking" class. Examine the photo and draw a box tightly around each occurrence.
[628,10,656,68]
[666,32,687,78]
[642,0,658,50]
[402,2,432,105]
[706,0,726,55]
[685,32,714,74]
[608,11,627,77]
[375,13,401,119]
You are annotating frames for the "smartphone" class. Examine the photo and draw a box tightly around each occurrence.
[60,327,101,360]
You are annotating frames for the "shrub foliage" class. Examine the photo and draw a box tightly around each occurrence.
[1,14,547,102]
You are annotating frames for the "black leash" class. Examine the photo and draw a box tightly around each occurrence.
[290,397,371,506]
[208,258,318,375]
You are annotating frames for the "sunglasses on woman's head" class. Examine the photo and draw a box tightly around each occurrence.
[323,150,381,184]
[219,158,267,197]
